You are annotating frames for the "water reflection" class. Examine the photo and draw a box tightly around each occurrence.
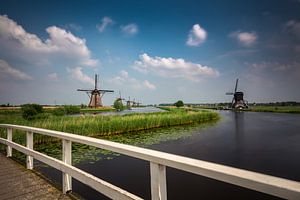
[234,111,245,164]
[38,111,300,200]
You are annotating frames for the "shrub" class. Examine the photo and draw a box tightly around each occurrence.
[174,100,184,107]
[21,104,44,120]
[113,99,124,111]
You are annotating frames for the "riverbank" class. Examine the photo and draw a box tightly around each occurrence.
[245,106,300,114]
[0,107,219,145]
[196,105,300,114]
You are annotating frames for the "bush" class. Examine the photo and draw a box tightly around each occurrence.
[53,105,80,116]
[21,104,44,120]
[174,100,184,107]
[113,99,124,111]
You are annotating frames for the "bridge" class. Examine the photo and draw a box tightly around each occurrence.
[0,124,300,200]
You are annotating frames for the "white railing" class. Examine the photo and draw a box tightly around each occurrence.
[0,124,300,200]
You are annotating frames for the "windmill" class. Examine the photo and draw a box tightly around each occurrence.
[136,101,141,107]
[77,74,114,108]
[126,96,135,109]
[116,91,125,102]
[226,79,248,109]
[132,98,136,107]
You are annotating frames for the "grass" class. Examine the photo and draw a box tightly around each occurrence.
[80,106,115,113]
[245,106,300,114]
[190,105,300,114]
[0,107,219,145]
[0,107,219,165]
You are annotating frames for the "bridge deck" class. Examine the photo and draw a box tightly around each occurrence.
[0,153,71,200]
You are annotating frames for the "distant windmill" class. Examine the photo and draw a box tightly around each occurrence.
[132,98,136,107]
[77,74,114,108]
[226,78,248,109]
[136,100,141,107]
[126,96,134,109]
[116,91,125,102]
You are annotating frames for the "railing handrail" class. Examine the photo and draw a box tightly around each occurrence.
[1,123,300,200]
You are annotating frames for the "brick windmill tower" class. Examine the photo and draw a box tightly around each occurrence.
[226,78,248,109]
[77,74,114,108]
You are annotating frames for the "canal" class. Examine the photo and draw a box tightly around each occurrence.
[39,111,300,199]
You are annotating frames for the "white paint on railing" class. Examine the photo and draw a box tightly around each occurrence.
[62,139,72,194]
[6,128,12,157]
[0,138,142,200]
[26,131,33,170]
[0,124,300,200]
[150,162,167,200]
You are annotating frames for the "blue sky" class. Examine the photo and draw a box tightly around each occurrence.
[0,0,300,105]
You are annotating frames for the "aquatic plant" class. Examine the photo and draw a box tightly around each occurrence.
[0,108,219,145]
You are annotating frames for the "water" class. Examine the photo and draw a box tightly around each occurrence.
[39,111,300,199]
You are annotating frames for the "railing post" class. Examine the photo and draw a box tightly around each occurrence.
[150,162,167,200]
[62,139,72,194]
[26,131,33,169]
[7,128,12,157]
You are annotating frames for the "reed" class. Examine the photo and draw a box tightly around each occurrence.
[0,108,219,145]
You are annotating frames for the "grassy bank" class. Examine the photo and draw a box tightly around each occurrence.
[0,108,219,145]
[190,105,300,114]
[245,106,300,114]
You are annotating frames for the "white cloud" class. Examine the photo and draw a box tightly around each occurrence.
[0,59,32,80]
[0,15,98,67]
[97,17,114,32]
[47,73,58,81]
[229,31,257,47]
[247,61,296,72]
[186,24,207,46]
[67,67,94,85]
[132,53,219,82]
[285,20,300,39]
[110,70,156,90]
[120,23,138,36]
[143,80,156,90]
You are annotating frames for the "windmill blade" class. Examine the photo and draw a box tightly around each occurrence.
[77,89,93,91]
[226,92,234,95]
[95,74,98,90]
[234,78,239,93]
[231,96,235,108]
[99,89,114,93]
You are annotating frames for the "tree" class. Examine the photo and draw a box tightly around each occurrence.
[174,100,184,107]
[21,104,44,120]
[113,99,124,111]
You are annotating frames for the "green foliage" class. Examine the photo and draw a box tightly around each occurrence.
[113,99,124,111]
[247,106,300,114]
[0,108,219,146]
[80,104,87,109]
[52,108,65,116]
[21,104,44,120]
[53,105,80,116]
[174,100,184,107]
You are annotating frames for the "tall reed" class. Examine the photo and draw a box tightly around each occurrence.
[0,108,219,145]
